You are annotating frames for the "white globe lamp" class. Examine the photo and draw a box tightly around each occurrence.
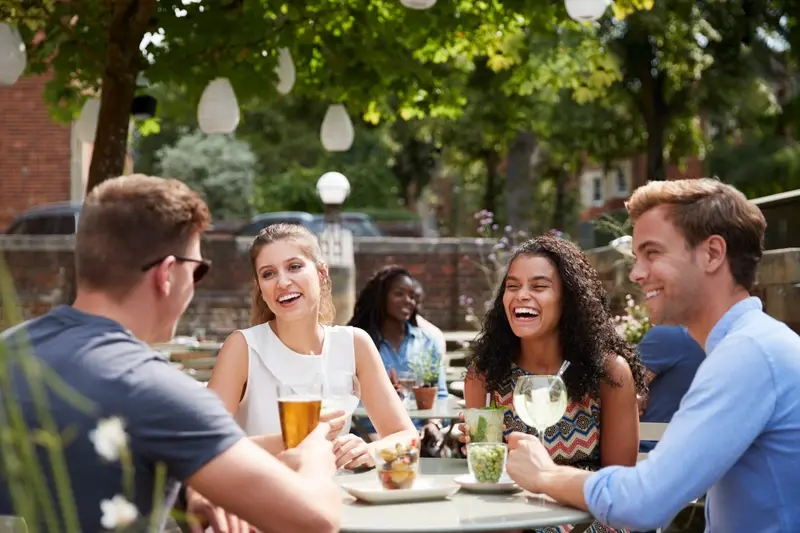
[317,172,351,206]
[75,98,101,143]
[197,78,240,134]
[0,23,26,85]
[400,0,437,9]
[275,47,296,95]
[320,104,354,152]
[565,0,611,22]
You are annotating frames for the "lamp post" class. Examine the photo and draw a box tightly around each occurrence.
[316,172,355,325]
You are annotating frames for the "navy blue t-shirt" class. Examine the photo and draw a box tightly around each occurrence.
[638,325,705,452]
[0,306,244,532]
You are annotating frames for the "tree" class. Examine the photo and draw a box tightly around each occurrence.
[1,0,656,194]
[156,131,257,220]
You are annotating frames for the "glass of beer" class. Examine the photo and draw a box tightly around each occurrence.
[277,382,322,449]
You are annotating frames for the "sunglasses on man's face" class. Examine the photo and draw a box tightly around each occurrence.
[141,256,212,284]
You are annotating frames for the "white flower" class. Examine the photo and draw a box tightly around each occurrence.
[100,494,138,530]
[89,417,128,462]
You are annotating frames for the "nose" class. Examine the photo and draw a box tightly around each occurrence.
[629,259,646,285]
[276,269,292,288]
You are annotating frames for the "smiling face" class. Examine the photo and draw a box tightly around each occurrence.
[253,238,326,322]
[630,205,704,325]
[502,254,562,339]
[385,274,417,323]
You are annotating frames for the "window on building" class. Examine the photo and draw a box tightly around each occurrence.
[592,176,604,204]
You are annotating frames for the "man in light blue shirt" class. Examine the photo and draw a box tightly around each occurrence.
[506,178,800,532]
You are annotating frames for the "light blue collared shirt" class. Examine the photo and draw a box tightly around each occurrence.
[376,322,448,398]
[584,297,800,532]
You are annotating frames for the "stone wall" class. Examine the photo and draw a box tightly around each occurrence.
[0,235,492,336]
[2,235,799,336]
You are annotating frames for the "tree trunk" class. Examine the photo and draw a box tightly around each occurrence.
[552,168,568,231]
[644,115,667,181]
[481,149,500,215]
[85,0,156,193]
[505,131,538,232]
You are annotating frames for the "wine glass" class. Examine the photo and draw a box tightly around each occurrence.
[512,375,568,445]
[395,370,417,408]
[322,371,361,436]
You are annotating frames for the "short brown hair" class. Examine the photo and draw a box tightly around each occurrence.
[76,174,211,295]
[626,178,766,290]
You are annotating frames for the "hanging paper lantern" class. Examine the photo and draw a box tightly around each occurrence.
[197,78,240,134]
[320,104,354,152]
[75,98,101,143]
[0,23,27,85]
[275,48,296,95]
[565,0,610,22]
[400,0,437,8]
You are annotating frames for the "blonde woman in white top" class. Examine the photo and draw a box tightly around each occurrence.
[208,223,416,470]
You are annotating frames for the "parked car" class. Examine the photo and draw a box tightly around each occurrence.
[237,211,382,237]
[308,212,382,237]
[236,211,316,237]
[4,202,82,235]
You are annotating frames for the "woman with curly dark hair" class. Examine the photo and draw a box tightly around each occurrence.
[464,235,647,533]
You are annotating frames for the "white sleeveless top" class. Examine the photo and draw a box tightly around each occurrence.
[234,322,356,437]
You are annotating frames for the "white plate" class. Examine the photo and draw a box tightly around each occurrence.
[342,478,459,504]
[453,473,522,494]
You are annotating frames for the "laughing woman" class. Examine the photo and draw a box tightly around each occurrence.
[464,235,648,533]
[207,224,416,470]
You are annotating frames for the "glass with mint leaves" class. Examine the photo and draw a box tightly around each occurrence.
[464,393,505,443]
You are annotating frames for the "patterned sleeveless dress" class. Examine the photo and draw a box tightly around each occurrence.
[494,364,626,533]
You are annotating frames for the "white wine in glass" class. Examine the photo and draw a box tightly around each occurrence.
[512,375,568,444]
[322,371,361,435]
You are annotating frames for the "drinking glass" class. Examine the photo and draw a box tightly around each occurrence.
[512,375,567,445]
[396,370,417,407]
[322,371,361,436]
[277,382,322,448]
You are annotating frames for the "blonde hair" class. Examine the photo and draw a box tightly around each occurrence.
[626,177,766,290]
[248,224,335,326]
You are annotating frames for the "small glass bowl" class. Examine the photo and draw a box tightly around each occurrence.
[373,439,421,490]
[467,442,508,484]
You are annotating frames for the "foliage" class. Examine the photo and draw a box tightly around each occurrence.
[613,294,651,344]
[408,347,440,388]
[156,131,257,220]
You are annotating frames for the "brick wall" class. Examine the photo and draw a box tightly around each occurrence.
[3,235,799,337]
[0,75,72,229]
[0,235,492,336]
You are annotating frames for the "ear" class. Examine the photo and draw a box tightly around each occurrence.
[155,256,177,297]
[318,262,329,285]
[701,235,727,275]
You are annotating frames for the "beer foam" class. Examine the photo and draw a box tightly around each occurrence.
[279,394,322,402]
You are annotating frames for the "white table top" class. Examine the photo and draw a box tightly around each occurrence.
[337,459,592,533]
[353,396,465,421]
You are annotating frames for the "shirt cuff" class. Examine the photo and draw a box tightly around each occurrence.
[582,465,624,525]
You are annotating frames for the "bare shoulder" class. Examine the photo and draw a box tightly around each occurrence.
[351,326,376,352]
[219,330,248,355]
[602,354,634,389]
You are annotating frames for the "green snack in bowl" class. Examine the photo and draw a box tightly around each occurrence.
[468,444,506,483]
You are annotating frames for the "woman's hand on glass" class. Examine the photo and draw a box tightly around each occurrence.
[333,434,374,470]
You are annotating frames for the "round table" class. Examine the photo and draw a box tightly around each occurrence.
[337,459,593,533]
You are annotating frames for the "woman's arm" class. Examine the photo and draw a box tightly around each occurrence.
[464,367,489,408]
[353,328,417,443]
[207,331,285,454]
[599,355,640,467]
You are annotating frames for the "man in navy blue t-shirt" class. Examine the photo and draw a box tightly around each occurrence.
[637,325,704,452]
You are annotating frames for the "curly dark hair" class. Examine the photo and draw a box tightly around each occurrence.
[347,265,418,345]
[469,235,648,400]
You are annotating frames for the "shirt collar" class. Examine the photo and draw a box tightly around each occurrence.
[705,296,763,354]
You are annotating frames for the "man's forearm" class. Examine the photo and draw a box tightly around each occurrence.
[539,466,593,512]
[250,433,285,455]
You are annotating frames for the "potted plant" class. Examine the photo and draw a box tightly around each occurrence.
[408,349,440,409]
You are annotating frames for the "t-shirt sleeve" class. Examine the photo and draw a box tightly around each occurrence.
[121,358,245,482]
[637,326,683,375]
